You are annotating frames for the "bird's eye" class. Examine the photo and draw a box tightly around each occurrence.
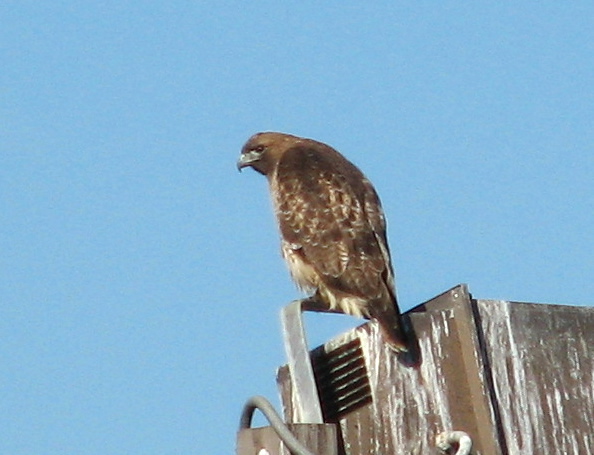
[254,145,265,153]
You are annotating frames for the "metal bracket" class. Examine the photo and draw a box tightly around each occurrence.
[436,431,473,455]
[281,300,324,424]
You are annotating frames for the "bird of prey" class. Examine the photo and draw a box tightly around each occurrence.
[237,132,408,352]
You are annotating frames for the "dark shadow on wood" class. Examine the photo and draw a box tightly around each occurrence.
[397,312,422,368]
[469,298,510,455]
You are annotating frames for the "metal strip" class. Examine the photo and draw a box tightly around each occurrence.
[281,300,324,424]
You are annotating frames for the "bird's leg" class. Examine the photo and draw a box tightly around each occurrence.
[300,293,345,314]
[300,296,329,312]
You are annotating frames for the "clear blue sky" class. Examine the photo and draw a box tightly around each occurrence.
[1,3,593,454]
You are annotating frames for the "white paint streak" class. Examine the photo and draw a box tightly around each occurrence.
[441,310,451,337]
[423,313,453,432]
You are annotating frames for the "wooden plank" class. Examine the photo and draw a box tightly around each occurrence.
[448,287,504,454]
[476,299,594,453]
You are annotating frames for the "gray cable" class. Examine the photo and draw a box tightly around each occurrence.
[239,395,317,455]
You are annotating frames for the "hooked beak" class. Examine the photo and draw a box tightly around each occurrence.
[236,151,260,172]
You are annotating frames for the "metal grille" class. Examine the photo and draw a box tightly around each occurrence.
[311,337,372,421]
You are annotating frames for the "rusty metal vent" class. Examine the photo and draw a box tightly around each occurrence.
[311,337,372,421]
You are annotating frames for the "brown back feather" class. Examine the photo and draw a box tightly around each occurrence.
[273,143,395,305]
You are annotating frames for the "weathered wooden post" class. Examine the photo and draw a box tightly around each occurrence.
[238,284,594,454]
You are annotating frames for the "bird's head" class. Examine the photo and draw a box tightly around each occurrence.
[237,132,300,176]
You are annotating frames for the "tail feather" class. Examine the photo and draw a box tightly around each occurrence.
[374,310,409,353]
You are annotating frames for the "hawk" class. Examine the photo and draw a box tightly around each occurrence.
[237,132,408,352]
